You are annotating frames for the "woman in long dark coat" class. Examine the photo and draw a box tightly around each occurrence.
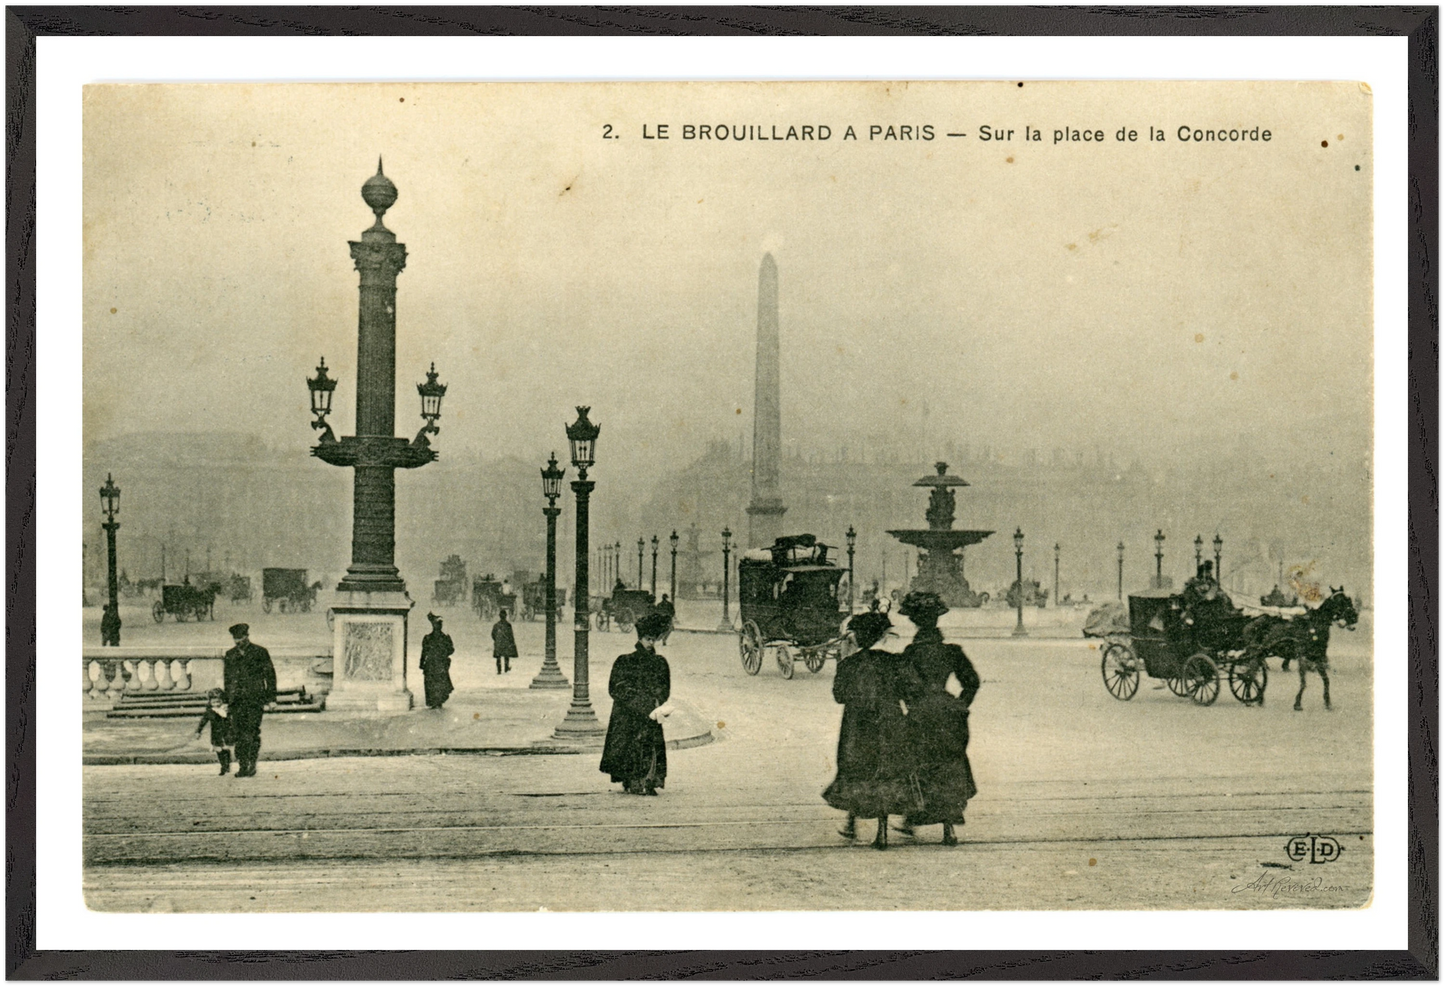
[897,591,979,846]
[599,610,672,795]
[823,611,922,850]
[419,612,455,709]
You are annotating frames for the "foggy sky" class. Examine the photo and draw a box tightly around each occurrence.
[83,81,1373,484]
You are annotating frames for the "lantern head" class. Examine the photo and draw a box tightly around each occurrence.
[418,363,447,424]
[99,473,120,521]
[721,526,732,551]
[307,357,338,427]
[1013,527,1024,552]
[566,406,600,474]
[670,530,679,551]
[541,452,566,502]
[1213,532,1223,553]
[846,525,857,550]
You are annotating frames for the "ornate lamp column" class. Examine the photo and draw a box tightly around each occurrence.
[637,538,645,590]
[845,525,857,613]
[531,454,570,690]
[669,530,679,600]
[554,408,605,740]
[1213,533,1223,585]
[1053,542,1061,608]
[309,161,446,713]
[650,535,659,597]
[1194,534,1204,572]
[100,474,121,646]
[1153,529,1166,589]
[1011,528,1028,638]
[1117,541,1125,601]
[613,542,621,591]
[718,526,734,632]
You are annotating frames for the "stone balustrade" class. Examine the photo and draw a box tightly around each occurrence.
[82,647,332,707]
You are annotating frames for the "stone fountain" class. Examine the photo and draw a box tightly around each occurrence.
[886,462,994,608]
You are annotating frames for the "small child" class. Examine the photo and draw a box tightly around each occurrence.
[194,688,236,775]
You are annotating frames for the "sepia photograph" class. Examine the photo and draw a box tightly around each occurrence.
[75,76,1377,917]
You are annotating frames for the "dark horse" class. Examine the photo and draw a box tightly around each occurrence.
[1242,587,1359,711]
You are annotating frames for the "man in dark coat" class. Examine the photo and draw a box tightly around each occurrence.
[419,611,455,708]
[491,609,518,674]
[599,610,672,795]
[100,602,121,646]
[897,591,979,846]
[223,623,276,778]
[823,610,922,850]
[655,594,676,645]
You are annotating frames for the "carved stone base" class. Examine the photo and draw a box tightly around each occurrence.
[327,590,413,713]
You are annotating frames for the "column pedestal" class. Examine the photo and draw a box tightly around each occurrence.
[326,589,414,712]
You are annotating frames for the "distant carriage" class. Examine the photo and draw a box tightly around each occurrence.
[227,573,253,604]
[596,587,654,633]
[1099,587,1266,706]
[737,534,850,680]
[520,576,566,622]
[433,554,468,607]
[151,581,218,623]
[472,575,516,621]
[261,568,317,614]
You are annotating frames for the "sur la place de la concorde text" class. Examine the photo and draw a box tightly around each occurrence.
[618,122,1274,143]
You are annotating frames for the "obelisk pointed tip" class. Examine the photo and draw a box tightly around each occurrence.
[761,252,776,269]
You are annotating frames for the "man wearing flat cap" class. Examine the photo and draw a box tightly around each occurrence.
[599,610,673,795]
[223,623,276,778]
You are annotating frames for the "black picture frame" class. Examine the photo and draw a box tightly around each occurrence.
[8,6,1436,979]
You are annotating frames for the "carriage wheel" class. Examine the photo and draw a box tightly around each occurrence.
[262,598,273,614]
[1183,652,1221,706]
[1100,642,1140,701]
[804,649,826,674]
[1165,671,1191,697]
[1228,658,1268,705]
[152,601,165,623]
[739,621,763,675]
[617,613,634,634]
[775,643,795,679]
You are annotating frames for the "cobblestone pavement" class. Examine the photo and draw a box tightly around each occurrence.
[84,613,1373,912]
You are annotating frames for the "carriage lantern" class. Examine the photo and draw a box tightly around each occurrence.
[100,473,120,521]
[565,405,599,476]
[416,363,447,438]
[540,452,566,502]
[306,357,338,431]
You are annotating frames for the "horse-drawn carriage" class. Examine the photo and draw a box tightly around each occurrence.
[1099,586,1266,706]
[472,575,516,621]
[737,534,850,680]
[595,586,654,632]
[151,580,218,622]
[226,574,252,604]
[520,576,566,622]
[261,568,317,614]
[433,554,468,607]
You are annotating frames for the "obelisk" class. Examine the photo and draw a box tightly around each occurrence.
[747,253,787,548]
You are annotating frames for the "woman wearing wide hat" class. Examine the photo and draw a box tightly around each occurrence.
[897,591,979,846]
[599,610,673,795]
[823,610,922,850]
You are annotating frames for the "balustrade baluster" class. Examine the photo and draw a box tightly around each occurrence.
[123,660,142,691]
[139,659,158,691]
[107,662,126,700]
[172,659,191,692]
[156,659,175,690]
[87,660,102,699]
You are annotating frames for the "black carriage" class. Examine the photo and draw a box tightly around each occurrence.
[151,581,218,623]
[737,534,849,680]
[520,577,567,621]
[1099,588,1266,706]
[471,575,516,621]
[433,555,468,607]
[261,568,316,614]
[595,587,654,633]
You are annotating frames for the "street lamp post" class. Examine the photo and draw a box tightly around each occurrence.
[1194,534,1204,572]
[1116,541,1125,601]
[530,453,569,690]
[1154,529,1165,588]
[1012,528,1028,638]
[718,527,734,632]
[307,162,447,712]
[100,474,121,646]
[651,535,659,598]
[613,542,621,591]
[637,538,645,590]
[845,525,857,614]
[1053,542,1061,608]
[669,530,679,601]
[1213,533,1223,585]
[554,407,605,740]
